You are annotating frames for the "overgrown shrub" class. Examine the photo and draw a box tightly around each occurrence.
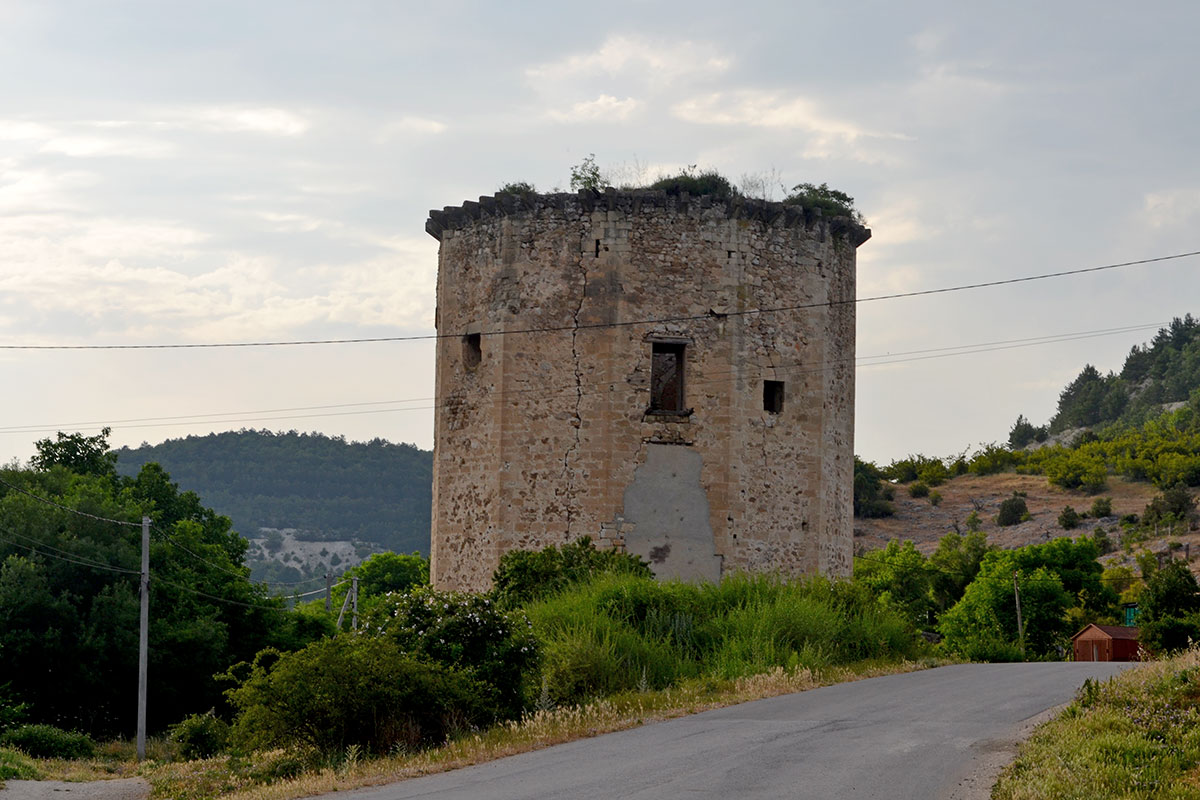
[0,724,94,759]
[1143,485,1198,529]
[0,748,39,781]
[997,495,1029,526]
[367,588,540,720]
[491,537,650,607]
[783,182,865,224]
[929,491,942,507]
[497,181,536,196]
[908,482,930,499]
[225,638,490,755]
[0,683,27,733]
[1089,496,1113,518]
[648,169,737,200]
[1058,506,1081,530]
[169,710,230,760]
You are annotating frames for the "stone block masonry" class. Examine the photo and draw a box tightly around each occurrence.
[426,188,869,592]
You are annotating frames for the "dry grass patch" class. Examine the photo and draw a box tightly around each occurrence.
[994,649,1200,800]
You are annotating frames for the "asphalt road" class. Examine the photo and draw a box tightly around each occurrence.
[335,662,1134,800]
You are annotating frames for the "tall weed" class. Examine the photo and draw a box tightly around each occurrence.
[526,572,921,705]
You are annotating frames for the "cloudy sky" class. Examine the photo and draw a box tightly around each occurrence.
[1,1,1197,467]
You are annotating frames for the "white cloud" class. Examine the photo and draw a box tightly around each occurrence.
[40,135,176,158]
[375,116,447,139]
[547,94,641,123]
[173,106,311,136]
[1141,188,1200,229]
[0,167,98,212]
[0,120,56,141]
[672,91,910,165]
[674,91,905,139]
[526,35,731,86]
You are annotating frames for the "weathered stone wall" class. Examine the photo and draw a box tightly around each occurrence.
[427,189,868,592]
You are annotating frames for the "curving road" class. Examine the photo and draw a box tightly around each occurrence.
[333,662,1134,800]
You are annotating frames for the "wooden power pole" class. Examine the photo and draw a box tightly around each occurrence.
[137,515,149,760]
[1013,570,1025,660]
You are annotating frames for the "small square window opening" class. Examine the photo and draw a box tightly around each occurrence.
[763,380,784,414]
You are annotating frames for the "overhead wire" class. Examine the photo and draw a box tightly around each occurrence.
[0,531,140,575]
[0,474,334,591]
[0,320,1170,438]
[0,476,142,527]
[0,249,1195,351]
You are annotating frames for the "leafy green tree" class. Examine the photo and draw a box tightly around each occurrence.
[997,494,1029,526]
[1142,484,1198,529]
[853,540,933,628]
[1008,416,1048,449]
[1058,506,1081,530]
[853,457,894,518]
[1138,559,1200,653]
[939,558,1071,660]
[30,428,118,478]
[928,531,993,613]
[569,153,604,191]
[0,431,326,736]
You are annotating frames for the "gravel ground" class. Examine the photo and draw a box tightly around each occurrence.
[0,779,149,800]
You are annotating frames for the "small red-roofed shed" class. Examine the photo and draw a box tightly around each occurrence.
[1071,624,1140,662]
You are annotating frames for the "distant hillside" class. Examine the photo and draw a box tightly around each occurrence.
[115,430,432,555]
[1010,314,1200,445]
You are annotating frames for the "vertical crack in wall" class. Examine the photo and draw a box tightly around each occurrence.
[561,240,589,538]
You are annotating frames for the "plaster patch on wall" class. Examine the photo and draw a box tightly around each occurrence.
[622,444,721,582]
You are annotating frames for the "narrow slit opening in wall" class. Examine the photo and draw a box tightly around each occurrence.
[462,332,482,369]
[595,239,601,257]
[763,380,784,414]
[650,342,686,412]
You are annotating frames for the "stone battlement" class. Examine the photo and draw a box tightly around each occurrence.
[426,188,871,247]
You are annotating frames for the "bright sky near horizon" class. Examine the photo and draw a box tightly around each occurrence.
[1,1,1197,467]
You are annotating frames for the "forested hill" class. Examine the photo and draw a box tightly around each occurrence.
[1010,315,1200,445]
[115,430,432,554]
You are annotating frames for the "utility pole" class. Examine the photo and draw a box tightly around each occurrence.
[137,515,149,761]
[1013,570,1025,660]
[336,581,352,630]
[325,572,332,613]
[351,576,359,631]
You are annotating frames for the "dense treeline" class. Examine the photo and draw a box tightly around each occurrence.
[0,431,329,737]
[1011,315,1200,442]
[115,430,432,554]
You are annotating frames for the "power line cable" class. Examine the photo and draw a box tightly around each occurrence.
[0,320,1169,438]
[0,476,142,527]
[0,527,137,572]
[151,526,325,587]
[2,250,1196,351]
[0,532,140,575]
[151,575,291,612]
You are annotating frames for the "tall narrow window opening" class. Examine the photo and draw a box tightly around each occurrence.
[462,332,482,370]
[650,342,686,413]
[763,380,784,414]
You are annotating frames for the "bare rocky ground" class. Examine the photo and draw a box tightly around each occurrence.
[854,472,1200,572]
[0,779,148,799]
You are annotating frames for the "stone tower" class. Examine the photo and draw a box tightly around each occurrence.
[426,188,869,592]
